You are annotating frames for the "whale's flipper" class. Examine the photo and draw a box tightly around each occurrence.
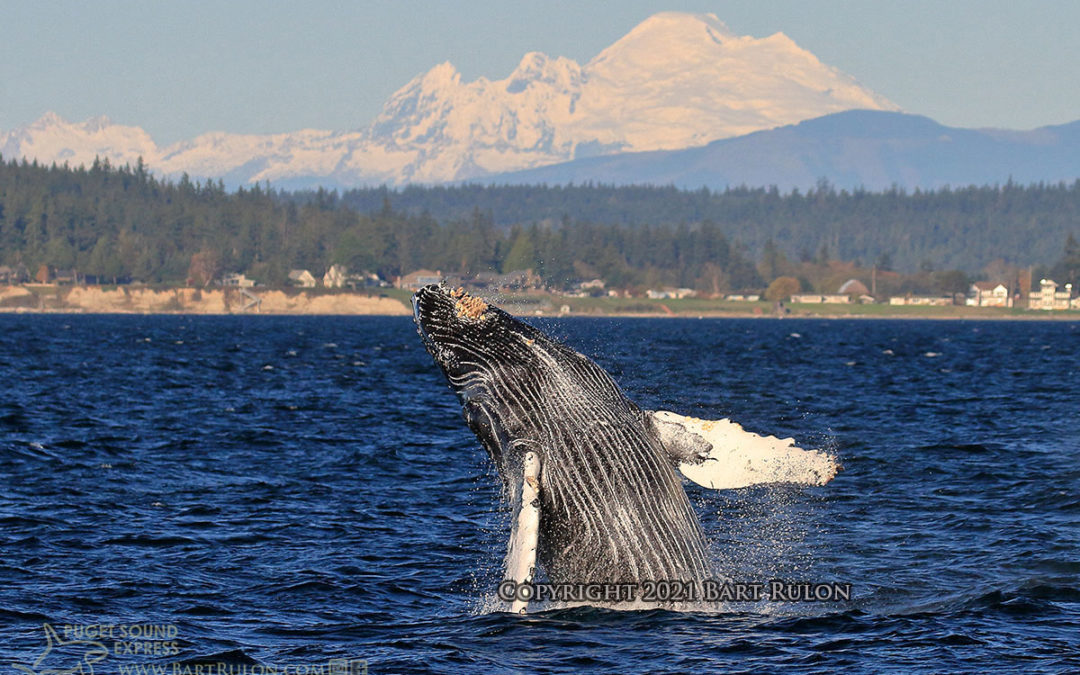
[503,450,541,613]
[649,410,839,490]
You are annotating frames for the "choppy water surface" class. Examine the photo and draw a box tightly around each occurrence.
[1,315,1077,673]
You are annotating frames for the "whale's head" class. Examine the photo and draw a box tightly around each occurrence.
[412,283,577,473]
[413,283,540,379]
[412,283,554,388]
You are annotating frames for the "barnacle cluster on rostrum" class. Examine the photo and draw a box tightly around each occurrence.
[451,287,489,320]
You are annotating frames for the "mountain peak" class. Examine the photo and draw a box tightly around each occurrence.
[624,12,734,40]
[590,12,736,69]
[419,61,461,89]
[84,115,113,132]
[506,52,580,93]
[35,111,68,127]
[510,51,551,78]
[507,51,552,84]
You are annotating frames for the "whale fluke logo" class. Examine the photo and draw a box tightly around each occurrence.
[12,623,109,675]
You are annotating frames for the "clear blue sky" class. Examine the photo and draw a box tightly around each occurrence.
[3,1,1078,144]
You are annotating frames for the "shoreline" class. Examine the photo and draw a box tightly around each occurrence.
[0,284,412,316]
[1,285,1078,320]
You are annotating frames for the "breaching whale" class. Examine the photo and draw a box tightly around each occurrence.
[412,284,838,612]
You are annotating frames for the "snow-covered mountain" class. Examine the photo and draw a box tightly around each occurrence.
[1,12,897,187]
[1,112,159,169]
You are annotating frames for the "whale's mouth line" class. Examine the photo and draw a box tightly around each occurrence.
[411,292,428,340]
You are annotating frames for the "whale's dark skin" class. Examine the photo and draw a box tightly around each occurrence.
[413,284,711,585]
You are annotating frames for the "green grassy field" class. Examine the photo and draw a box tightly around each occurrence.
[501,294,1080,319]
[783,302,1036,319]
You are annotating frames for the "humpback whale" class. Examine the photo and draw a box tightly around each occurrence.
[412,284,838,611]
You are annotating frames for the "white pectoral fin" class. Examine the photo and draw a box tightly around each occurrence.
[651,410,840,490]
[503,450,541,614]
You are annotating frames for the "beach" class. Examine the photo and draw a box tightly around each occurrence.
[0,284,412,316]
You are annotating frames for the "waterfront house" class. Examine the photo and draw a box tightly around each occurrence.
[288,269,317,288]
[646,288,696,299]
[1028,279,1074,310]
[323,265,348,288]
[967,281,1012,307]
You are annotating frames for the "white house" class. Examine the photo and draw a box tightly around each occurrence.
[1028,279,1074,310]
[967,281,1012,307]
[323,264,348,288]
[288,269,317,288]
[647,288,696,299]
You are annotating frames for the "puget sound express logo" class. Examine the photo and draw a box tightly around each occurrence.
[13,623,367,675]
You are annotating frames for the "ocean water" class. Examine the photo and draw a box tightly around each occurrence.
[1,314,1077,674]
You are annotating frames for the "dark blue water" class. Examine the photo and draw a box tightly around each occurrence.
[1,315,1077,673]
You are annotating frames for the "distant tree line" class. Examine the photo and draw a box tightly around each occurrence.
[1,156,1076,293]
[0,157,761,291]
[289,179,1080,272]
